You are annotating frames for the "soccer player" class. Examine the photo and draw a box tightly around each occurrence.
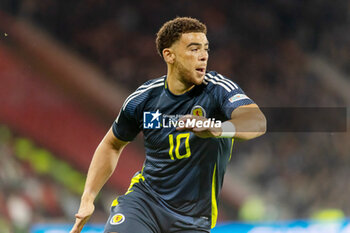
[70,17,266,233]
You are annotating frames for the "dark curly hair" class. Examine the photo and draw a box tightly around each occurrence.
[156,17,207,58]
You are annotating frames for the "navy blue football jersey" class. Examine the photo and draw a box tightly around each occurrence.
[112,71,254,228]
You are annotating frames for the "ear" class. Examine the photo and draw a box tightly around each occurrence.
[163,48,175,64]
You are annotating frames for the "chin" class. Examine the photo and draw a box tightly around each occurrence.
[194,75,205,85]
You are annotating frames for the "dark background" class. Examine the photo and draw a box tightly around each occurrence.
[0,1,349,232]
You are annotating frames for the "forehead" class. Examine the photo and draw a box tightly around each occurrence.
[178,32,208,46]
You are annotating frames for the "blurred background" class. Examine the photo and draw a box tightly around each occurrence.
[0,0,349,232]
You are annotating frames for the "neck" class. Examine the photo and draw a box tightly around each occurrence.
[166,67,194,95]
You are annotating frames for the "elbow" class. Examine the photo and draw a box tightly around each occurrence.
[235,113,267,141]
[248,111,267,139]
[258,113,267,136]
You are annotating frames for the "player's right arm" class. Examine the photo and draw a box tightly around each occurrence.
[70,127,129,233]
[70,78,154,233]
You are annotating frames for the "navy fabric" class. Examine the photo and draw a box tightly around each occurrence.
[104,183,210,233]
[111,71,254,229]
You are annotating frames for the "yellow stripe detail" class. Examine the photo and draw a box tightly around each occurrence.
[229,138,234,161]
[211,164,218,228]
[111,172,145,207]
[125,173,145,195]
[111,197,119,207]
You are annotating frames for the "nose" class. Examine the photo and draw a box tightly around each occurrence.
[199,49,208,62]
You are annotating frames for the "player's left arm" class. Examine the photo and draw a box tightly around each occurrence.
[177,103,266,140]
[226,103,266,140]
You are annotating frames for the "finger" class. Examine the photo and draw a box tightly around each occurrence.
[78,222,85,233]
[176,125,195,131]
[176,118,195,130]
[192,127,208,132]
[70,222,80,233]
[73,219,86,233]
[176,123,194,129]
[74,217,83,227]
[178,114,194,121]
[178,115,207,126]
[75,209,92,219]
[78,217,90,232]
[72,215,89,233]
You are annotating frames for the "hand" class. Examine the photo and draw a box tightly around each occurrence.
[176,115,222,138]
[70,201,95,233]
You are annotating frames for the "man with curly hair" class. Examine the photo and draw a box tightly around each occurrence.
[71,17,266,233]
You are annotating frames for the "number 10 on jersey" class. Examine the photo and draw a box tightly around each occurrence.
[168,133,191,160]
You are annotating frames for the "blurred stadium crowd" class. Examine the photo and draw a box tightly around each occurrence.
[0,0,349,232]
[0,126,115,233]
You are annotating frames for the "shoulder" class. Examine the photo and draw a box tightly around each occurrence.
[122,76,165,114]
[203,71,240,94]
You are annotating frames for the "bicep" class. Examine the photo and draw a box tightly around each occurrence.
[102,127,129,153]
[230,103,263,119]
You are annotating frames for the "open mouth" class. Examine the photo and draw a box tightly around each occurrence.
[196,68,205,73]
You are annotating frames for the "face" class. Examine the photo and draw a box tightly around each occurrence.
[170,32,209,85]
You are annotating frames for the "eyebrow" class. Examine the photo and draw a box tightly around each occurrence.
[186,42,209,48]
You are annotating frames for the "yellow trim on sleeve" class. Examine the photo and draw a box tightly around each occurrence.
[211,163,218,228]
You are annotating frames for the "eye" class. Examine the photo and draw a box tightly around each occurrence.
[191,48,199,52]
[205,48,210,52]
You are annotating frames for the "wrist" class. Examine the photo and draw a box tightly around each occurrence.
[81,192,96,203]
[217,121,236,138]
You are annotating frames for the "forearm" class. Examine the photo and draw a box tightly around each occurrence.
[81,129,127,203]
[81,144,121,201]
[227,104,267,140]
[70,128,128,233]
[229,115,266,140]
[177,104,266,139]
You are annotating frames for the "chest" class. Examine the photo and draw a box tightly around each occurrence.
[140,91,220,152]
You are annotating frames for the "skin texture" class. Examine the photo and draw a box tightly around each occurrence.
[167,33,266,140]
[177,103,266,140]
[70,32,266,233]
[70,128,128,233]
[164,32,209,95]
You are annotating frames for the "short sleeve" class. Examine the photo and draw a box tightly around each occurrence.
[206,71,254,120]
[221,87,254,119]
[112,108,140,142]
